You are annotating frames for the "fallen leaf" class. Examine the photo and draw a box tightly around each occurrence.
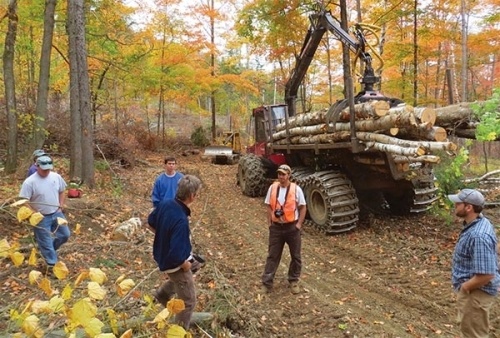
[88,282,106,300]
[28,248,38,266]
[29,270,42,285]
[89,268,108,285]
[10,251,25,266]
[39,278,55,297]
[0,238,11,258]
[21,315,44,338]
[54,262,69,280]
[116,279,135,297]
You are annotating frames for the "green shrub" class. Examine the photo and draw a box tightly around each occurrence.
[191,126,210,147]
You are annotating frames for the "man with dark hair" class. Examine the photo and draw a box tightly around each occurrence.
[148,174,202,329]
[448,188,500,337]
[20,155,70,268]
[151,156,184,208]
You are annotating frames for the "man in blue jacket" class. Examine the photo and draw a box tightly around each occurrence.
[151,156,184,208]
[148,174,202,329]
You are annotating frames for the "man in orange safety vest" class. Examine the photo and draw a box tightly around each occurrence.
[261,164,307,295]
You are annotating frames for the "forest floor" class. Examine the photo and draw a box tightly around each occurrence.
[1,151,500,338]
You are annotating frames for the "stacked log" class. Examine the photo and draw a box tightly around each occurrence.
[434,102,499,141]
[271,100,459,172]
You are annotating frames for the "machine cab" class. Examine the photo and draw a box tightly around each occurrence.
[248,104,288,160]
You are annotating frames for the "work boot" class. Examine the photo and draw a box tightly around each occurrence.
[290,282,300,295]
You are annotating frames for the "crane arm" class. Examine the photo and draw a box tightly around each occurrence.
[284,9,381,117]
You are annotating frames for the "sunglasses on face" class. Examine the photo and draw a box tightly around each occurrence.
[38,161,53,165]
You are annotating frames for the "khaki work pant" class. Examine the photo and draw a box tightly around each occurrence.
[456,288,496,338]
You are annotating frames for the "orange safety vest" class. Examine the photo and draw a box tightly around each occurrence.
[269,182,297,223]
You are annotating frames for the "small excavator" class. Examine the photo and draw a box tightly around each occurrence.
[203,131,242,165]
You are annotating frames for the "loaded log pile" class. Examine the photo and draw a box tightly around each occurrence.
[434,102,490,140]
[271,100,470,171]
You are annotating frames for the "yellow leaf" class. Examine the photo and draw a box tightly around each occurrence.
[10,309,21,321]
[29,212,44,226]
[53,261,69,280]
[167,324,188,338]
[117,279,135,297]
[69,298,97,325]
[49,295,65,313]
[95,334,116,338]
[152,308,171,323]
[83,317,104,337]
[29,270,43,285]
[10,251,25,266]
[62,284,74,300]
[89,268,108,284]
[88,282,107,300]
[21,300,34,315]
[119,329,133,338]
[28,248,38,266]
[31,300,51,314]
[10,199,28,207]
[17,206,33,222]
[0,238,11,258]
[107,309,119,335]
[39,277,55,297]
[167,298,185,315]
[74,223,81,234]
[21,314,44,338]
[57,217,68,225]
[115,274,126,284]
[75,271,89,287]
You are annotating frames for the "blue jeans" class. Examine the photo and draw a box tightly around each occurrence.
[34,211,70,265]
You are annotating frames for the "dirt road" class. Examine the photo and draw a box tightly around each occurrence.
[2,153,499,337]
[184,156,500,338]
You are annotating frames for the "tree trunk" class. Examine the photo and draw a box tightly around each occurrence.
[3,0,18,174]
[68,0,82,179]
[33,0,57,149]
[68,0,94,187]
